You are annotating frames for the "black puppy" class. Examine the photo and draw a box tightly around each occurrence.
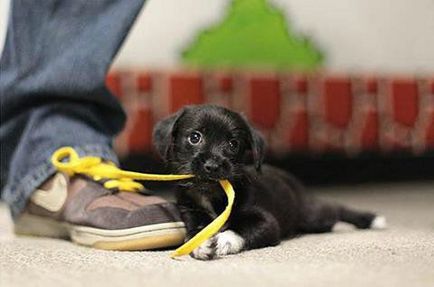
[153,105,386,260]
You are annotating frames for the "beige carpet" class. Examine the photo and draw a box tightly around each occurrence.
[1,182,433,287]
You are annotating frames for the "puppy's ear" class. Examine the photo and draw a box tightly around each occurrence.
[248,125,265,172]
[152,109,185,160]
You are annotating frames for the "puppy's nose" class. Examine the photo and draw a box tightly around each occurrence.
[203,160,221,174]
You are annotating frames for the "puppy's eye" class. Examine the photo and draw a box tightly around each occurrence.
[229,139,239,151]
[188,131,202,145]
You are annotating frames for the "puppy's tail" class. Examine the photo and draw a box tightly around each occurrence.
[339,206,387,230]
[299,200,387,233]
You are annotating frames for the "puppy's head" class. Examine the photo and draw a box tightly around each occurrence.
[153,105,265,181]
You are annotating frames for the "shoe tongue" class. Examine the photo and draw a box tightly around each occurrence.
[71,175,117,193]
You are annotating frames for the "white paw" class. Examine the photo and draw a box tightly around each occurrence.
[214,230,245,256]
[370,215,387,229]
[190,238,216,260]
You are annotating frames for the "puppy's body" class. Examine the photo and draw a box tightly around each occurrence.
[153,105,386,260]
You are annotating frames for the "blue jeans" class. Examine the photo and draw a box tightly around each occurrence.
[0,0,145,218]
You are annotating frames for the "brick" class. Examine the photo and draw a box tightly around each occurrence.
[321,77,353,128]
[364,77,379,94]
[290,75,308,94]
[106,73,122,98]
[127,106,154,152]
[389,79,419,127]
[137,72,152,92]
[383,124,412,151]
[288,109,309,151]
[168,73,204,113]
[359,109,379,150]
[214,74,234,92]
[424,109,434,148]
[248,76,281,129]
[311,133,338,152]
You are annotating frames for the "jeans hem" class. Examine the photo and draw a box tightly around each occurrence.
[2,144,118,219]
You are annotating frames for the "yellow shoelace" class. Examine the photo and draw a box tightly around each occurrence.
[51,146,234,258]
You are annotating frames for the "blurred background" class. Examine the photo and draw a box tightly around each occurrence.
[1,1,434,286]
[1,0,433,185]
[112,0,433,72]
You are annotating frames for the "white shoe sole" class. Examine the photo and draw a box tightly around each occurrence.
[14,213,186,251]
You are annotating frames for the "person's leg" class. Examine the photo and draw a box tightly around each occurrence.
[1,0,146,218]
[1,0,186,251]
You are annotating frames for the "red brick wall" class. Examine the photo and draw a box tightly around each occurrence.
[106,70,434,156]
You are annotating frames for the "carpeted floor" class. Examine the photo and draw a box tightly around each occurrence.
[1,182,433,287]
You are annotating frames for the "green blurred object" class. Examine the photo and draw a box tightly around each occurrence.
[182,0,324,71]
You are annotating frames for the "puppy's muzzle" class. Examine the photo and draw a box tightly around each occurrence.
[199,157,228,180]
[203,159,221,174]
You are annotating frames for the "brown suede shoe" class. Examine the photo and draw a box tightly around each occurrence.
[14,173,186,250]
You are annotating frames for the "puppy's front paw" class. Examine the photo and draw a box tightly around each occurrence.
[215,230,245,256]
[190,237,217,260]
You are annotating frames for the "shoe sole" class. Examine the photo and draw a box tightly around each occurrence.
[14,213,186,251]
